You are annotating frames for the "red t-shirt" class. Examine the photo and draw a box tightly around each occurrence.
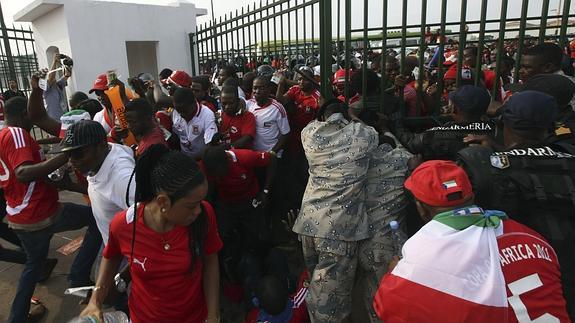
[286,86,320,131]
[498,220,570,323]
[286,86,320,154]
[204,149,271,205]
[103,201,223,323]
[0,127,59,225]
[200,96,219,113]
[220,111,257,149]
[482,70,505,102]
[245,270,311,323]
[136,125,168,156]
[155,110,172,133]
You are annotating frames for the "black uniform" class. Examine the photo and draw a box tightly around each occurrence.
[458,143,575,319]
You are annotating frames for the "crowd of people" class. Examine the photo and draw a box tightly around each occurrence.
[0,34,574,323]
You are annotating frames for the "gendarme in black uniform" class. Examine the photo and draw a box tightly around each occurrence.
[458,91,575,319]
[392,85,495,161]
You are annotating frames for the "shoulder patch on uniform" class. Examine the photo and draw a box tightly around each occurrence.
[490,154,510,169]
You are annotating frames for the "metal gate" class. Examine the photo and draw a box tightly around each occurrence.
[0,15,38,97]
[190,0,575,114]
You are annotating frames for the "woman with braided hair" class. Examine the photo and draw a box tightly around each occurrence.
[81,144,223,323]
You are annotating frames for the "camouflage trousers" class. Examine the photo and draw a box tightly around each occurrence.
[301,232,394,323]
[357,230,395,323]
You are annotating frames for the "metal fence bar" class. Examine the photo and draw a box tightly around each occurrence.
[319,0,332,98]
[259,0,264,60]
[273,3,278,59]
[0,5,16,83]
[266,0,271,60]
[190,33,196,75]
[417,0,427,115]
[539,0,550,44]
[344,0,351,104]
[361,0,368,110]
[399,0,408,114]
[514,0,529,84]
[559,0,572,48]
[224,14,229,60]
[474,0,488,86]
[295,0,299,57]
[380,0,388,108]
[247,6,253,65]
[311,0,318,56]
[287,1,291,56]
[493,0,508,100]
[20,25,32,88]
[436,0,448,110]
[280,3,284,59]
[336,0,340,55]
[303,1,307,58]
[235,9,240,68]
[455,0,467,87]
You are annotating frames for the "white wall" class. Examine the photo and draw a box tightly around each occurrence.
[29,6,73,90]
[29,0,204,99]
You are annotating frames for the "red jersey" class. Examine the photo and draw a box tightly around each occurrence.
[155,110,172,132]
[286,86,320,131]
[0,127,59,226]
[286,86,320,154]
[103,201,223,323]
[220,111,257,149]
[204,149,271,205]
[245,270,311,323]
[498,220,570,323]
[136,124,168,156]
[200,96,218,113]
[482,70,504,101]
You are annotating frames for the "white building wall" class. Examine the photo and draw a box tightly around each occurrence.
[29,6,73,86]
[19,0,205,99]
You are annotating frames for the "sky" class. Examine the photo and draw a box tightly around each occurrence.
[3,0,571,25]
[2,0,572,39]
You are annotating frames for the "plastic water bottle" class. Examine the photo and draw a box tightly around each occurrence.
[389,220,408,257]
[68,311,129,323]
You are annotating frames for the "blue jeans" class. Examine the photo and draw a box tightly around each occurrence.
[7,203,102,323]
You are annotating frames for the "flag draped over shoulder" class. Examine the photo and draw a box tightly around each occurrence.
[373,208,509,323]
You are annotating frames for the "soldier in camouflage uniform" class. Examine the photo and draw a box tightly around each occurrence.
[358,132,412,323]
[293,101,378,322]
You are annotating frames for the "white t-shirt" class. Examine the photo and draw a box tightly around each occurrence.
[93,109,113,134]
[246,98,290,152]
[172,103,217,156]
[238,86,246,100]
[87,143,135,244]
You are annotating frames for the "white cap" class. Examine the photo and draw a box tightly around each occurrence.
[389,220,399,231]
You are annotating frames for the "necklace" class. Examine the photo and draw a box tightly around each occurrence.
[143,207,172,251]
[160,234,171,251]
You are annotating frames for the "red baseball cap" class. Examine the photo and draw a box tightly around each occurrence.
[332,69,353,85]
[89,74,108,93]
[404,160,473,207]
[168,70,192,87]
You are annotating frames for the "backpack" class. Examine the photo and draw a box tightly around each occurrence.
[458,145,575,315]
